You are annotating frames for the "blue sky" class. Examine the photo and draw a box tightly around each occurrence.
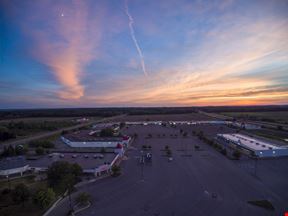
[0,0,287,108]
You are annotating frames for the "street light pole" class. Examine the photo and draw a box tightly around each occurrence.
[141,151,145,181]
[254,156,258,177]
[6,175,11,191]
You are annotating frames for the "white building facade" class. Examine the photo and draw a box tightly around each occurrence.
[216,133,288,157]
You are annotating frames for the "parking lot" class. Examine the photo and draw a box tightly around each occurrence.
[49,123,288,216]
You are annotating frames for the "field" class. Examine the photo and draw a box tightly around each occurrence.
[112,113,215,122]
[0,117,82,143]
[221,111,288,124]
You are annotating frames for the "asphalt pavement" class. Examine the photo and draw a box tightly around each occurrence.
[48,124,288,216]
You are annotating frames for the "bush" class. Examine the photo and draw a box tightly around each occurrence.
[29,140,54,148]
[166,149,172,157]
[233,150,241,159]
[221,149,227,155]
[75,192,90,206]
[247,200,275,210]
[15,145,27,155]
[100,128,114,137]
[111,165,121,177]
[35,147,45,155]
[100,147,106,153]
[12,183,30,206]
[33,188,55,209]
[2,188,11,195]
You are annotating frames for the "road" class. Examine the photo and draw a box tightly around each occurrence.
[48,124,287,216]
[0,114,126,149]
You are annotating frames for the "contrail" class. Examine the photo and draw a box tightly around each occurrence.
[125,0,148,76]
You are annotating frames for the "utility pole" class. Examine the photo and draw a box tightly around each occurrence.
[68,185,72,212]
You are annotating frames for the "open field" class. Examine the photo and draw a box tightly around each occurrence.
[0,118,81,143]
[221,111,288,125]
[112,113,215,122]
[49,123,288,216]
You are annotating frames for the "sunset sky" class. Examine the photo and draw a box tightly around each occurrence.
[0,0,287,108]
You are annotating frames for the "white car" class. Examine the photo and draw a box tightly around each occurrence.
[168,157,173,162]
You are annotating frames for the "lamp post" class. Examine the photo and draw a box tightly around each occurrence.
[140,150,144,181]
[6,175,11,191]
[254,156,258,177]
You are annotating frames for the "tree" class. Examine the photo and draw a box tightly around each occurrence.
[15,145,27,155]
[12,183,30,206]
[1,145,16,157]
[277,125,283,131]
[0,126,16,141]
[100,128,114,137]
[100,147,106,153]
[111,165,121,177]
[119,122,126,129]
[167,149,172,157]
[75,192,91,206]
[221,149,227,155]
[47,161,82,194]
[35,146,45,155]
[233,150,241,159]
[33,188,55,209]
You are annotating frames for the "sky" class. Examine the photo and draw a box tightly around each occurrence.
[0,0,287,108]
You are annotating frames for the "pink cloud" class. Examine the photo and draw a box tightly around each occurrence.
[20,0,105,99]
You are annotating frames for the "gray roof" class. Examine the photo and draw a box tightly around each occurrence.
[0,156,28,171]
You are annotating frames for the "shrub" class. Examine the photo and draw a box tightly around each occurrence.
[166,149,172,157]
[111,165,121,177]
[12,183,30,206]
[221,149,227,155]
[35,147,45,155]
[33,188,55,209]
[75,192,91,206]
[2,188,11,195]
[100,147,106,153]
[247,200,275,210]
[233,150,241,159]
